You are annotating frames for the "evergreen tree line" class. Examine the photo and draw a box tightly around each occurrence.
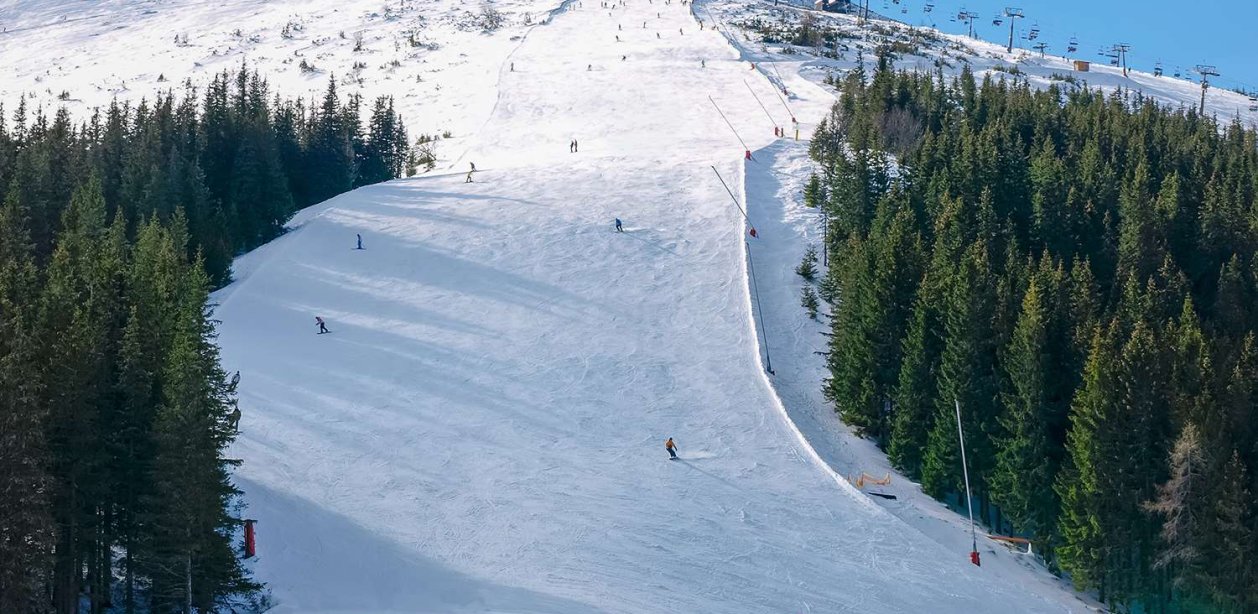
[0,65,413,285]
[811,56,1258,612]
[0,69,414,612]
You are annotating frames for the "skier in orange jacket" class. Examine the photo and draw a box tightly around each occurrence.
[665,437,677,459]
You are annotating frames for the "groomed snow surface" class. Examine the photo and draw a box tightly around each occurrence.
[208,0,1099,612]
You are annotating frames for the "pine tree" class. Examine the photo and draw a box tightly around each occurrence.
[0,181,54,613]
[921,241,998,501]
[1056,326,1117,594]
[306,78,356,204]
[39,176,129,613]
[1210,451,1255,612]
[795,245,818,282]
[991,280,1057,541]
[1144,423,1210,600]
[140,255,257,611]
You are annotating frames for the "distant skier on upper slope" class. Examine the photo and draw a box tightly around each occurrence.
[666,437,677,459]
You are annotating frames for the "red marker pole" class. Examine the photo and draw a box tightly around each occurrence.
[243,519,257,559]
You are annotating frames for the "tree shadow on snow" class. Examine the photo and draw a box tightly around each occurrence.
[236,477,607,614]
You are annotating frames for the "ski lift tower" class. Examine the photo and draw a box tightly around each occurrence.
[1112,43,1131,77]
[1033,42,1048,58]
[1194,65,1219,115]
[958,10,979,38]
[1003,8,1024,53]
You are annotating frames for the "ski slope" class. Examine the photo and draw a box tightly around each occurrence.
[1,0,1166,611]
[208,1,1092,613]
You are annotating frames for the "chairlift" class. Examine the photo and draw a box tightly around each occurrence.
[1109,57,1119,67]
[1173,67,1182,78]
[1153,62,1163,77]
[1067,36,1078,53]
[992,13,1003,26]
[923,2,934,12]
[901,7,908,13]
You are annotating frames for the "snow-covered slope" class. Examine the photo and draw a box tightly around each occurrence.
[0,0,1169,612]
[209,1,1107,611]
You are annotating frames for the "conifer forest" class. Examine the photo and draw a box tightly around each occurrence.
[0,67,411,612]
[814,56,1258,612]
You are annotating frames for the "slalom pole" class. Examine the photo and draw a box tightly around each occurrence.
[955,399,980,566]
[708,95,753,159]
[746,241,774,375]
[744,80,779,133]
[769,66,795,121]
[714,166,749,235]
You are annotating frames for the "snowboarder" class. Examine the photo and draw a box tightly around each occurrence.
[356,233,364,250]
[466,162,476,183]
[316,316,330,334]
[666,437,677,459]
[615,217,623,232]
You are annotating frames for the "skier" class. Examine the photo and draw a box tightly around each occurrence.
[316,316,330,334]
[356,233,364,250]
[665,437,677,459]
[615,217,623,232]
[466,161,476,183]
[574,139,579,152]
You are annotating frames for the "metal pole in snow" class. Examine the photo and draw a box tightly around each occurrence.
[769,74,795,122]
[708,95,752,157]
[744,80,779,132]
[711,166,753,226]
[955,399,979,565]
[747,241,774,375]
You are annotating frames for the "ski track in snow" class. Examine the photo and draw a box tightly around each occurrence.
[0,0,1151,612]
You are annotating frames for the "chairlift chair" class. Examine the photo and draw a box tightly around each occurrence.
[1067,36,1078,53]
[1153,62,1163,77]
[923,2,933,12]
[992,13,1002,26]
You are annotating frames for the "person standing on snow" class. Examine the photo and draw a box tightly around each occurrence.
[316,316,330,334]
[356,233,364,250]
[615,218,623,232]
[665,437,677,459]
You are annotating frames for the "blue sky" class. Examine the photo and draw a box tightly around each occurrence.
[883,0,1258,91]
